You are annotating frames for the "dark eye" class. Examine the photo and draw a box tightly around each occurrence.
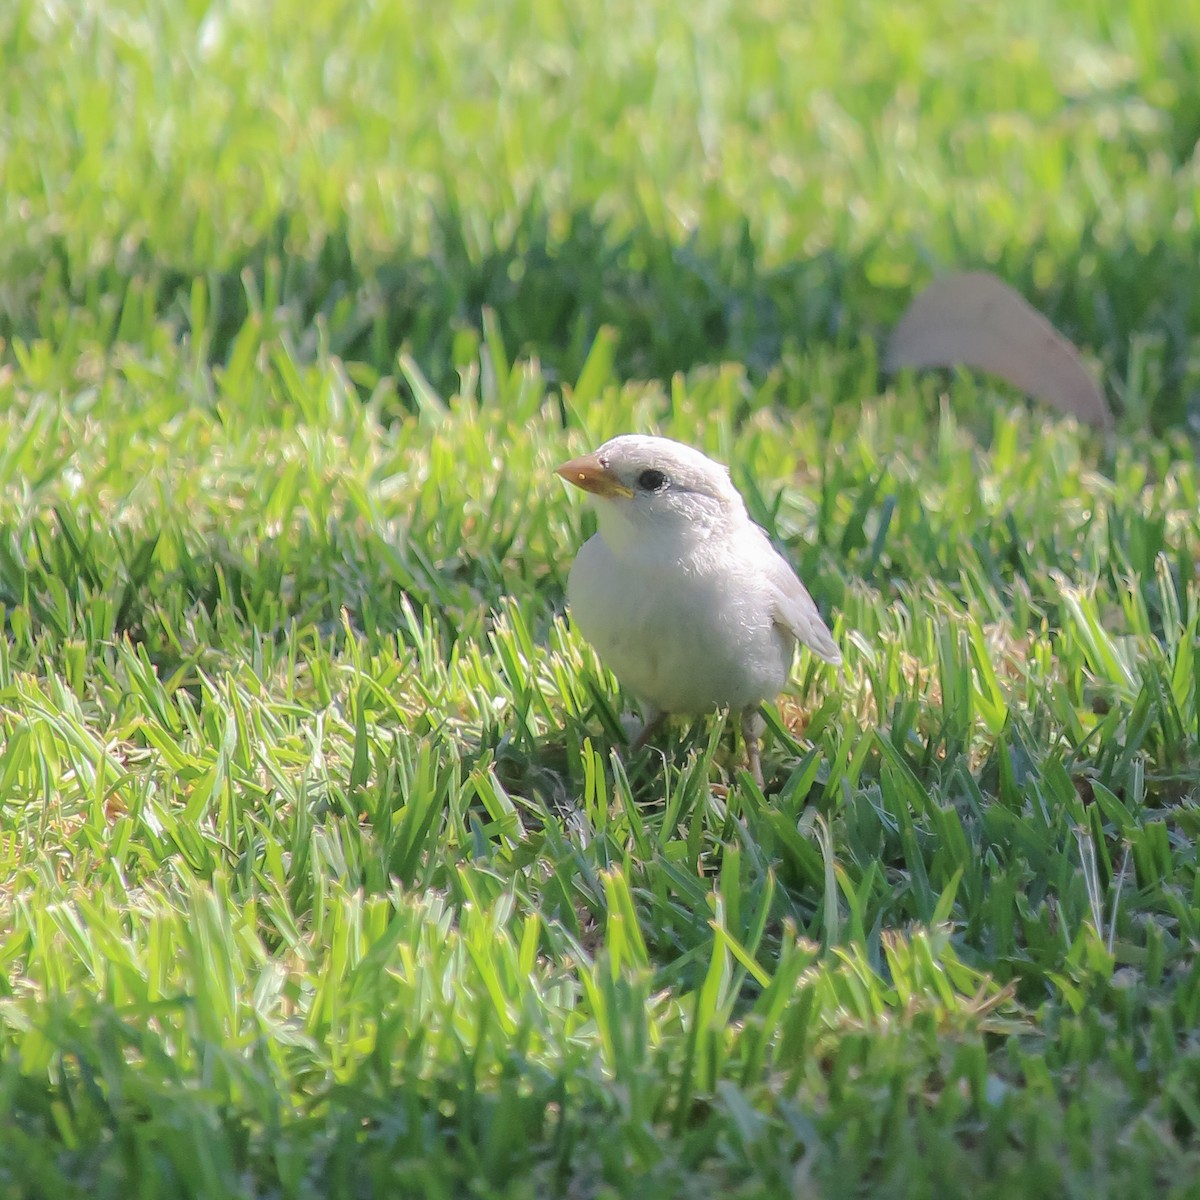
[636,468,668,492]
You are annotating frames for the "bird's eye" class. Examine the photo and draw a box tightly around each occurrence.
[636,468,668,492]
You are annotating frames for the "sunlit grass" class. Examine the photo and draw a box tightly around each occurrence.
[1,0,1199,1195]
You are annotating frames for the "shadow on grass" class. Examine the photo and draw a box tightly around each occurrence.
[2,201,864,398]
[6,197,1196,427]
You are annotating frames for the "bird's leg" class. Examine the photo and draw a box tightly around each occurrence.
[632,708,666,749]
[740,707,766,787]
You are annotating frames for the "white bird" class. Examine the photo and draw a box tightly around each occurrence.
[556,434,841,785]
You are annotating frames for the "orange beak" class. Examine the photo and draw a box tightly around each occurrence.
[555,453,634,499]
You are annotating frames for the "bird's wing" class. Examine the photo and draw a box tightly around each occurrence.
[762,541,842,665]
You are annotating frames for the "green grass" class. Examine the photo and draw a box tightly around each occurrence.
[2,0,1200,1196]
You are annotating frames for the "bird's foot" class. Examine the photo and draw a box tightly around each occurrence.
[631,709,667,750]
[740,708,766,788]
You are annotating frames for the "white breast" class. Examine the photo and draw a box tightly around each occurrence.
[567,532,793,715]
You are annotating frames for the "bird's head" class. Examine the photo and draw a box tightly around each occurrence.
[556,435,746,557]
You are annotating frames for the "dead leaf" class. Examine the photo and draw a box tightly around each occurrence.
[886,271,1112,429]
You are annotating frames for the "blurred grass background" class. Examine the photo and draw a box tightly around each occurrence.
[4,0,1198,422]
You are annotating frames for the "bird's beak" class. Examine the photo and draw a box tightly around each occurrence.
[555,453,634,499]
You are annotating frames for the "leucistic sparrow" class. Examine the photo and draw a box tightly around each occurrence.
[556,434,840,785]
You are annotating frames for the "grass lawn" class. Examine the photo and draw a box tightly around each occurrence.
[2,0,1200,1195]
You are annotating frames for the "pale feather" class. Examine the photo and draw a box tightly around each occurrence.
[760,535,842,665]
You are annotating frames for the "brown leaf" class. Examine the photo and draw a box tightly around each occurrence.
[886,271,1112,429]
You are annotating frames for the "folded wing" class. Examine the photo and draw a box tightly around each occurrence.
[765,548,841,665]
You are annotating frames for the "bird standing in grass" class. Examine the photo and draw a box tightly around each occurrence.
[556,434,841,785]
